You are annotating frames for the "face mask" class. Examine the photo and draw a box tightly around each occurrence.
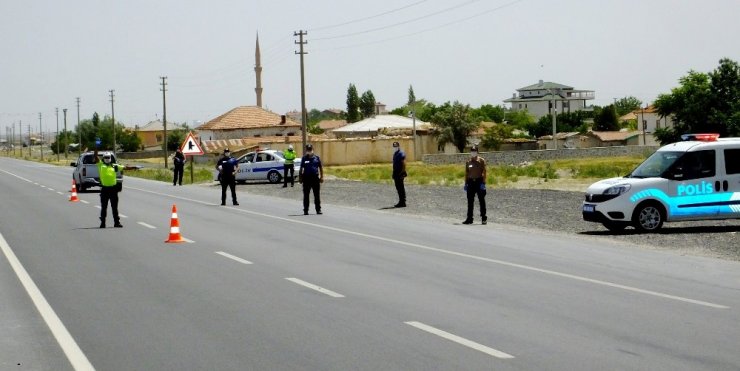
[393,147,399,153]
[103,157,111,164]
[224,152,230,157]
[471,151,478,157]
[288,148,293,152]
[307,151,313,156]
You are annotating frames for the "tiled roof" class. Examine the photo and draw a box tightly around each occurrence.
[538,132,581,140]
[518,81,573,91]
[589,130,640,141]
[198,106,301,131]
[318,119,348,131]
[201,134,328,154]
[138,120,186,132]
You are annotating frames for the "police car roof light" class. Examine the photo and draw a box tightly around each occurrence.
[680,133,720,142]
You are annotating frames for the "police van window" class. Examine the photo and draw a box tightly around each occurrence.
[675,150,715,180]
[726,149,740,174]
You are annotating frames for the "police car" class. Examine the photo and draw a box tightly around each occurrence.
[582,134,740,232]
[214,149,301,184]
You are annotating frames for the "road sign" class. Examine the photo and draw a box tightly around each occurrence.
[180,132,204,155]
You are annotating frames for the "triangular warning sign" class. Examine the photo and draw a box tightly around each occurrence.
[180,132,204,155]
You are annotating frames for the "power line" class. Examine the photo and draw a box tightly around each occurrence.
[312,0,487,41]
[314,0,526,51]
[308,0,430,32]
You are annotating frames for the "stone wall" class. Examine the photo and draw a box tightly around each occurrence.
[423,145,659,166]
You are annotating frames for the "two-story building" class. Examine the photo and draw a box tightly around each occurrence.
[504,80,595,119]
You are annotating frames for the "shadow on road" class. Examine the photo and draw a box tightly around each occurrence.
[580,224,740,236]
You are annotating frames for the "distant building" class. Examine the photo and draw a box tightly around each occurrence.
[504,80,595,119]
[196,106,301,141]
[136,120,186,150]
[331,114,430,139]
[632,105,674,133]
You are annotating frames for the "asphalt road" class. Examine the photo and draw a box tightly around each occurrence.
[2,156,740,371]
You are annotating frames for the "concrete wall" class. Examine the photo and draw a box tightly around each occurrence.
[423,145,658,166]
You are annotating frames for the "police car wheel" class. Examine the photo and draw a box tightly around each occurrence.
[267,171,281,184]
[633,202,664,232]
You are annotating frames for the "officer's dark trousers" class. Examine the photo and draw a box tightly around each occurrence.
[100,186,120,224]
[466,179,486,221]
[173,166,184,185]
[221,177,237,204]
[302,175,321,212]
[283,164,294,186]
[393,174,406,204]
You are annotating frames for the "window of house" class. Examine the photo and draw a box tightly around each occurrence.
[156,134,162,143]
[524,104,527,108]
[726,149,740,174]
[656,120,661,129]
[518,104,522,109]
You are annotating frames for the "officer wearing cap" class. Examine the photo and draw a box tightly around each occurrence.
[392,141,407,207]
[216,148,238,206]
[463,144,487,225]
[94,148,122,228]
[298,143,323,215]
[282,144,297,188]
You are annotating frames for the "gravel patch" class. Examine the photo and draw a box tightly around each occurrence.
[209,179,740,261]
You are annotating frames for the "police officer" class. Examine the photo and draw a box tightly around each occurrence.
[94,149,122,228]
[392,141,407,207]
[216,148,239,206]
[172,148,186,186]
[463,144,487,225]
[282,144,296,188]
[298,143,323,215]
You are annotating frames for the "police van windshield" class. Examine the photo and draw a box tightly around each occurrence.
[627,151,683,178]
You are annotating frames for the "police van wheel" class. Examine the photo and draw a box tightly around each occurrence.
[632,202,664,232]
[267,171,281,184]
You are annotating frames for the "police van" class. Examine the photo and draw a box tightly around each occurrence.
[582,134,740,232]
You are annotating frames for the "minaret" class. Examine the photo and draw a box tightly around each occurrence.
[254,33,263,108]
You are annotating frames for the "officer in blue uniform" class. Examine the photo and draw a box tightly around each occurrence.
[298,143,323,215]
[392,141,407,207]
[216,148,239,206]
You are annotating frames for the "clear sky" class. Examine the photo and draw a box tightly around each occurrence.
[1,0,739,133]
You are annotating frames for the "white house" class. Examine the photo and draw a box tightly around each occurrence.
[633,105,675,133]
[504,80,595,119]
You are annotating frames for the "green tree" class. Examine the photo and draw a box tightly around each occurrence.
[480,124,513,151]
[654,58,740,144]
[118,129,142,152]
[471,104,505,123]
[346,84,360,123]
[504,110,535,130]
[408,85,416,106]
[614,96,642,116]
[529,111,588,138]
[360,90,376,118]
[593,104,620,131]
[430,101,479,152]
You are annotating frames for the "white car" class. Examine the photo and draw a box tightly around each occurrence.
[214,149,301,184]
[582,134,740,232]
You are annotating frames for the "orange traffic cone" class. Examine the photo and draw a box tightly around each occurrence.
[165,204,185,243]
[69,180,80,202]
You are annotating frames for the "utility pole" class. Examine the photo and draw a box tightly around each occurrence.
[39,113,43,161]
[110,90,116,156]
[294,30,308,152]
[63,109,68,159]
[27,124,31,157]
[55,108,60,161]
[12,123,15,157]
[160,76,168,168]
[550,91,557,150]
[76,97,81,157]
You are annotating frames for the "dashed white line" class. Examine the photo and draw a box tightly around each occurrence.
[57,192,64,195]
[215,251,253,265]
[0,232,95,370]
[137,222,156,229]
[80,200,89,204]
[285,278,345,298]
[405,321,514,359]
[181,237,195,243]
[127,186,728,309]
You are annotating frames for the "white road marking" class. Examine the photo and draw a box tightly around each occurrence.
[182,237,195,243]
[215,251,253,265]
[80,200,89,204]
[57,192,64,195]
[285,278,345,298]
[128,186,729,309]
[137,222,156,229]
[119,214,128,218]
[94,205,101,209]
[405,321,514,359]
[48,188,56,191]
[0,232,95,371]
